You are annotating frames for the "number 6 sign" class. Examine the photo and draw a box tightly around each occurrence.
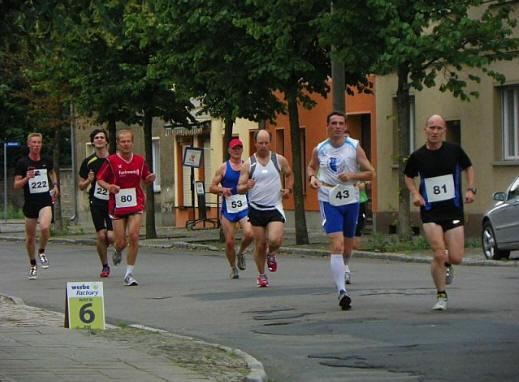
[65,282,105,330]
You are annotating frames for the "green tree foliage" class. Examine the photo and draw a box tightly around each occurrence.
[325,0,519,237]
[151,0,285,157]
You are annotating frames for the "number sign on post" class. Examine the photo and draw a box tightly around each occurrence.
[66,282,105,330]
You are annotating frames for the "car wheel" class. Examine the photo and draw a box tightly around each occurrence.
[482,221,510,260]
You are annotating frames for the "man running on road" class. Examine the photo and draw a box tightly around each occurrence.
[237,130,293,288]
[209,138,254,280]
[97,130,155,286]
[307,112,375,310]
[79,129,114,278]
[404,114,475,311]
[14,133,59,280]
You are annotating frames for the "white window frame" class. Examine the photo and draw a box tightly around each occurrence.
[152,137,161,192]
[502,86,519,160]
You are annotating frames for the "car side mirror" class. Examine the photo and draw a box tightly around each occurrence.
[493,192,506,201]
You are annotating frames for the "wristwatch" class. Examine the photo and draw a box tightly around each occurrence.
[467,187,477,194]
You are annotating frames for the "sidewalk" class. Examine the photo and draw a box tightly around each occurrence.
[1,219,517,267]
[0,293,266,382]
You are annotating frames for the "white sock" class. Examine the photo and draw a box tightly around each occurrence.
[330,254,346,293]
[344,264,351,274]
[125,265,135,278]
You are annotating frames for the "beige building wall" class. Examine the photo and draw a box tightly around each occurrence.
[375,55,519,237]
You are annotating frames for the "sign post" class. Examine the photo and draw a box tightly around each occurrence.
[3,141,20,221]
[65,281,105,330]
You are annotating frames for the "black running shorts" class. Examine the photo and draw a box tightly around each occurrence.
[248,205,285,227]
[90,202,113,232]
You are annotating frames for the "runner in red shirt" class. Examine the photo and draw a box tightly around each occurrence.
[97,130,155,286]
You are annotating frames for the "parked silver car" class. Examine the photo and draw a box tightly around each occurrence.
[481,176,519,260]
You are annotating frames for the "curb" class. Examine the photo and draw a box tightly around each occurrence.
[129,324,267,382]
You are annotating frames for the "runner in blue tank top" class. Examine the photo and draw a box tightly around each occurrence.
[209,138,253,280]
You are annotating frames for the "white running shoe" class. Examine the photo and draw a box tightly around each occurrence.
[28,266,37,280]
[113,249,122,266]
[229,267,239,279]
[38,253,49,269]
[432,296,448,311]
[237,252,246,271]
[345,271,352,285]
[124,273,138,286]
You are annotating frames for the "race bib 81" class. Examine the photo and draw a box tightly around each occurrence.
[424,174,455,203]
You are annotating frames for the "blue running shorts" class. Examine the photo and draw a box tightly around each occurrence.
[319,200,360,238]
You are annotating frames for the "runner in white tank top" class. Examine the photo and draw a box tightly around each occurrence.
[307,112,375,310]
[237,130,293,288]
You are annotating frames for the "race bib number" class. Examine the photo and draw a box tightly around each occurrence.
[115,188,137,208]
[28,169,49,194]
[329,184,359,206]
[424,174,455,203]
[225,194,248,213]
[93,183,109,201]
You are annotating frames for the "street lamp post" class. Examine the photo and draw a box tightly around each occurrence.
[3,141,21,221]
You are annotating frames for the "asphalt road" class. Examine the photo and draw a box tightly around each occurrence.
[1,240,518,382]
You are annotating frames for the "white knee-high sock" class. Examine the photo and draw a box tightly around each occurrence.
[125,265,134,278]
[330,254,346,293]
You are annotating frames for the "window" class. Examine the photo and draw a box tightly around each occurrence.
[502,86,519,160]
[152,137,161,192]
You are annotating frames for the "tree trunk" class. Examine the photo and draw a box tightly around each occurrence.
[143,111,157,239]
[286,88,309,245]
[396,66,411,238]
[107,117,117,154]
[52,126,63,231]
[222,115,234,161]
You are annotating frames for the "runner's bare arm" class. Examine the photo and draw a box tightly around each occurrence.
[237,160,254,194]
[209,163,230,196]
[338,145,375,183]
[279,155,294,198]
[49,169,60,199]
[405,175,425,207]
[13,175,29,190]
[307,147,321,189]
[464,165,476,203]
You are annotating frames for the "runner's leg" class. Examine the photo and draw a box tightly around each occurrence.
[252,225,267,274]
[423,223,448,292]
[444,226,465,265]
[24,217,38,262]
[126,214,142,266]
[221,216,237,268]
[238,218,254,254]
[37,206,52,251]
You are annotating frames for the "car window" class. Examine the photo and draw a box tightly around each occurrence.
[507,177,519,200]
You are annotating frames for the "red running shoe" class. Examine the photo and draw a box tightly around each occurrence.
[256,274,269,288]
[267,254,277,272]
[100,266,110,278]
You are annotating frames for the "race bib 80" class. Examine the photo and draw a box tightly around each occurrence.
[115,188,137,208]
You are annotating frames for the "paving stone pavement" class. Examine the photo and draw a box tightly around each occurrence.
[0,295,266,382]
